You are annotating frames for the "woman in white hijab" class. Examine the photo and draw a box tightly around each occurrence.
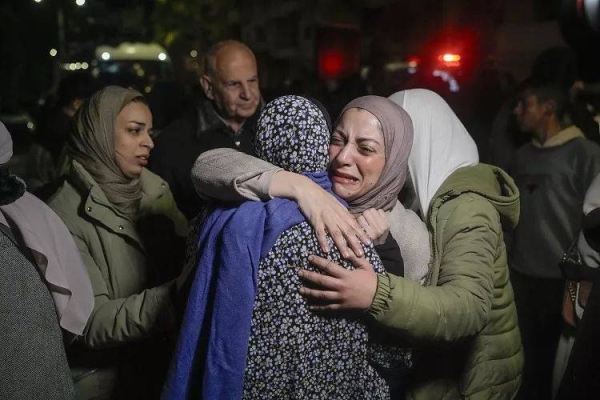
[298,89,523,399]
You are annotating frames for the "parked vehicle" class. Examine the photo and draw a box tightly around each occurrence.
[92,42,174,93]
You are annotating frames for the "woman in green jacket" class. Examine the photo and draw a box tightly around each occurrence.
[48,86,188,400]
[191,89,523,399]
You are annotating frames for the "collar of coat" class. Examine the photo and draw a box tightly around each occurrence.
[67,160,172,246]
[532,125,585,148]
[195,96,263,139]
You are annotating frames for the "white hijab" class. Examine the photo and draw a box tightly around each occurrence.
[388,89,479,217]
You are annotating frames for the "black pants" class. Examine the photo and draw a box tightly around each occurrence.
[511,270,564,400]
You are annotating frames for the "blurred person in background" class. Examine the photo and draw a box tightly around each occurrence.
[27,72,96,199]
[150,40,262,220]
[146,80,188,136]
[488,46,600,171]
[48,86,188,399]
[509,78,600,400]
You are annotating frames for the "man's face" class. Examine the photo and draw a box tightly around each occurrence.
[202,48,260,123]
[513,92,546,134]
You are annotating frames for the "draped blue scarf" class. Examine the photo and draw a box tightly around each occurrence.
[164,172,342,399]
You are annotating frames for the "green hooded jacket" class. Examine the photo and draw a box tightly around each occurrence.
[369,164,523,400]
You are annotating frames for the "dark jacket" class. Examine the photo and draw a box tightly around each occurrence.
[149,96,260,219]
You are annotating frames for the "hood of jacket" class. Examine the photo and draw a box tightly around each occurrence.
[430,163,520,229]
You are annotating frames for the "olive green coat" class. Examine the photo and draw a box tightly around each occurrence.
[369,164,523,400]
[49,161,188,399]
[49,160,188,346]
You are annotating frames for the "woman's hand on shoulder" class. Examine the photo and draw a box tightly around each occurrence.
[357,208,389,246]
[298,254,378,311]
[272,171,371,258]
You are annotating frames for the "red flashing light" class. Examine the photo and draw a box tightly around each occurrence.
[438,53,461,67]
[439,53,461,62]
[319,51,344,79]
[316,25,360,80]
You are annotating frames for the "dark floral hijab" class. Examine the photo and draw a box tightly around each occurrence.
[254,95,330,174]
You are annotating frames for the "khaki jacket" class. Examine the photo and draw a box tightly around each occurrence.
[49,160,188,348]
[369,164,523,400]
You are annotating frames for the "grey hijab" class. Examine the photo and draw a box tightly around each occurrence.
[336,96,414,213]
[68,86,145,218]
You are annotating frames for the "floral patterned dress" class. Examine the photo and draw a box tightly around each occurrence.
[242,221,391,399]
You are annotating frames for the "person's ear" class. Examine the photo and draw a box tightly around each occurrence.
[200,75,214,100]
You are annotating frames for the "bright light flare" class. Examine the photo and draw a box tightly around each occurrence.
[34,0,42,3]
[158,52,167,61]
[439,54,461,62]
[49,48,58,57]
[75,0,86,6]
[437,53,461,67]
[101,52,111,60]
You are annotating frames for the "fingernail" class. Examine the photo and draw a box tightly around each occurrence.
[307,255,313,262]
[298,270,304,277]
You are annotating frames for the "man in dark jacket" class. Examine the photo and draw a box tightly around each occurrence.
[150,40,262,219]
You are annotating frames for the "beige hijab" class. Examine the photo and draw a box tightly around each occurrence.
[68,86,145,218]
[336,96,414,213]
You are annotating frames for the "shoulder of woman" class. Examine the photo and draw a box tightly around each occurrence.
[47,178,82,217]
[140,168,172,200]
[436,193,501,235]
[46,182,88,240]
[140,168,189,235]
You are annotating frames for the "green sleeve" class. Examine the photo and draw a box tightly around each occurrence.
[71,234,176,348]
[369,197,498,341]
